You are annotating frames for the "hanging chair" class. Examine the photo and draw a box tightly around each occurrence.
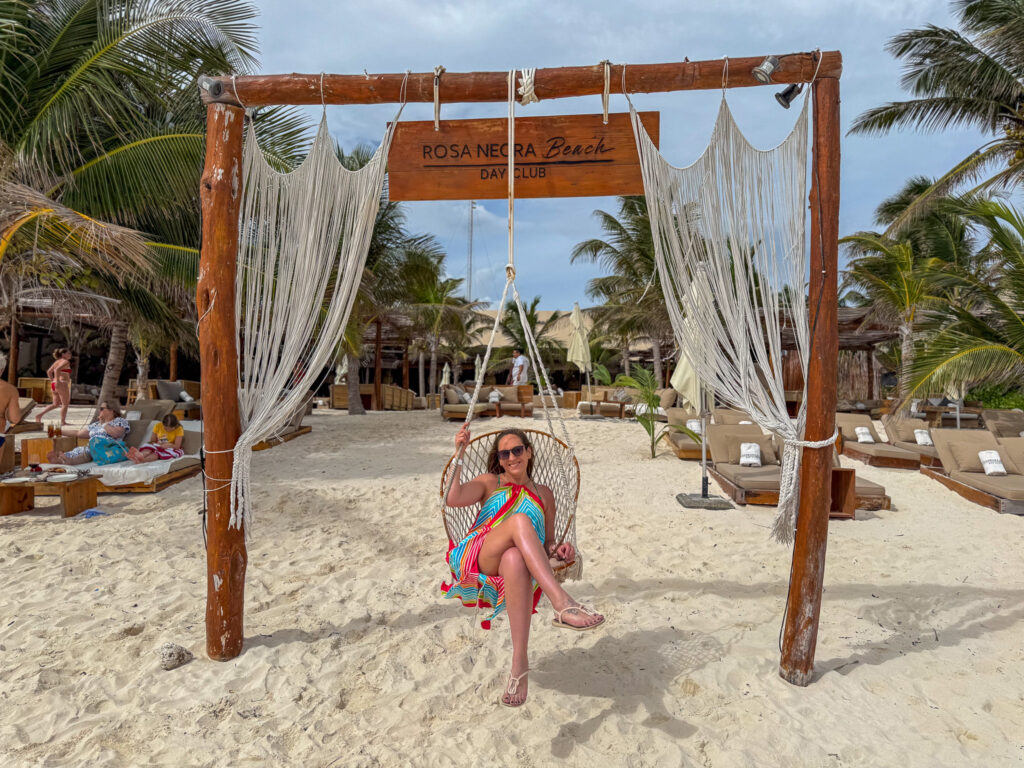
[440,428,583,581]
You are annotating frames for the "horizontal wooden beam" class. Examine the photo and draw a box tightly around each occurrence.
[199,51,841,107]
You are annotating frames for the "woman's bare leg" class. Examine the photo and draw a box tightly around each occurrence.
[58,387,70,425]
[496,547,531,705]
[46,450,91,465]
[478,513,602,629]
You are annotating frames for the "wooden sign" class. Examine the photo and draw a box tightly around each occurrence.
[387,112,659,200]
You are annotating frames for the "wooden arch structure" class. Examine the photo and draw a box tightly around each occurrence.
[197,52,842,687]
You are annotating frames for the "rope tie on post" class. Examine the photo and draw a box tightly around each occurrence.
[517,68,539,105]
[433,65,446,130]
[600,60,611,124]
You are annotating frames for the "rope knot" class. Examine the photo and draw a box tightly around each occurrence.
[517,68,539,105]
[505,264,517,281]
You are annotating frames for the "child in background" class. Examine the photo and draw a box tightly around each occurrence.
[128,413,186,463]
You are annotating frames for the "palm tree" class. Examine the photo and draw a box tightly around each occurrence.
[571,196,672,384]
[850,0,1024,229]
[401,248,475,394]
[906,199,1024,398]
[2,0,310,401]
[498,296,564,385]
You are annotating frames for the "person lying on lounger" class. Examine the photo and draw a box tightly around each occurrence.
[442,426,604,708]
[127,413,185,463]
[47,401,130,466]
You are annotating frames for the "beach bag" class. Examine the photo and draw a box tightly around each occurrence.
[88,436,128,465]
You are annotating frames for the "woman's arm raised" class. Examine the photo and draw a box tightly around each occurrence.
[445,425,494,507]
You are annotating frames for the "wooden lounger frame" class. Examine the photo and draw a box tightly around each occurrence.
[252,425,312,451]
[708,466,891,515]
[920,466,1024,516]
[32,464,202,495]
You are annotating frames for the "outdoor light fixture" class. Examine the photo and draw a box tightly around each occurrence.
[775,83,803,109]
[751,56,779,84]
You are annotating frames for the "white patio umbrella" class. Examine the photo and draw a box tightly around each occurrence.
[335,356,348,384]
[670,354,701,411]
[440,362,451,388]
[567,302,592,399]
[474,354,483,384]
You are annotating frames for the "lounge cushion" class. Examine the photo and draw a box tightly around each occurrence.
[845,441,919,462]
[983,409,1024,438]
[444,387,461,405]
[713,408,753,425]
[666,430,700,450]
[443,403,488,416]
[854,476,887,498]
[884,417,926,443]
[657,388,677,410]
[892,440,939,460]
[706,424,763,464]
[665,408,697,426]
[950,471,1024,501]
[950,444,1021,475]
[155,380,185,401]
[727,434,778,465]
[835,413,882,444]
[715,463,782,491]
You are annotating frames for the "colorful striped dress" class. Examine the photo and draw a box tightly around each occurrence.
[441,484,546,629]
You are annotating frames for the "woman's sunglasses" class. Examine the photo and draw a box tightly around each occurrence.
[497,445,526,461]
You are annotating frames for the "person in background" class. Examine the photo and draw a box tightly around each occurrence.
[509,349,530,386]
[128,413,185,463]
[35,348,73,426]
[0,351,23,442]
[47,401,129,465]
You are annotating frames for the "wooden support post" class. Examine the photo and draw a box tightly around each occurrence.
[169,341,179,382]
[402,343,410,390]
[7,315,18,384]
[779,76,840,686]
[373,318,383,411]
[198,102,245,661]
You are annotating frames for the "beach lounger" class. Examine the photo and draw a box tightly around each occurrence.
[982,409,1024,439]
[836,413,920,469]
[39,420,202,493]
[712,408,753,425]
[8,397,41,434]
[252,393,314,450]
[662,407,703,460]
[883,416,941,467]
[922,429,1024,515]
[706,424,891,513]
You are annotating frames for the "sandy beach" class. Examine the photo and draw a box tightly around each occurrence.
[2,407,1023,767]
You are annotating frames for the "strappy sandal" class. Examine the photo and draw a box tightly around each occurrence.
[552,604,604,631]
[499,670,529,708]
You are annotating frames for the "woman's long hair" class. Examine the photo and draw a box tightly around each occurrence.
[486,429,535,478]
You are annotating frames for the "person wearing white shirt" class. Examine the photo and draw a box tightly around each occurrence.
[510,349,529,385]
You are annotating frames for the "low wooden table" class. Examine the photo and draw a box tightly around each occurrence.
[0,472,102,518]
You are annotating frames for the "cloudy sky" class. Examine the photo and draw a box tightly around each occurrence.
[253,0,986,310]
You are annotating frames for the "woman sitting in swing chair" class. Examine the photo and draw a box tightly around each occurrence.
[442,426,604,708]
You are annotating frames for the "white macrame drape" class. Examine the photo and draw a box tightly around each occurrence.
[631,95,825,543]
[228,111,400,534]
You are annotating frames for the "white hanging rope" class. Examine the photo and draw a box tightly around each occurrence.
[601,60,611,124]
[227,89,407,536]
[627,82,827,544]
[433,65,445,130]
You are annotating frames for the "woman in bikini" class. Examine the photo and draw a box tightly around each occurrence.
[36,348,73,426]
[443,426,604,708]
